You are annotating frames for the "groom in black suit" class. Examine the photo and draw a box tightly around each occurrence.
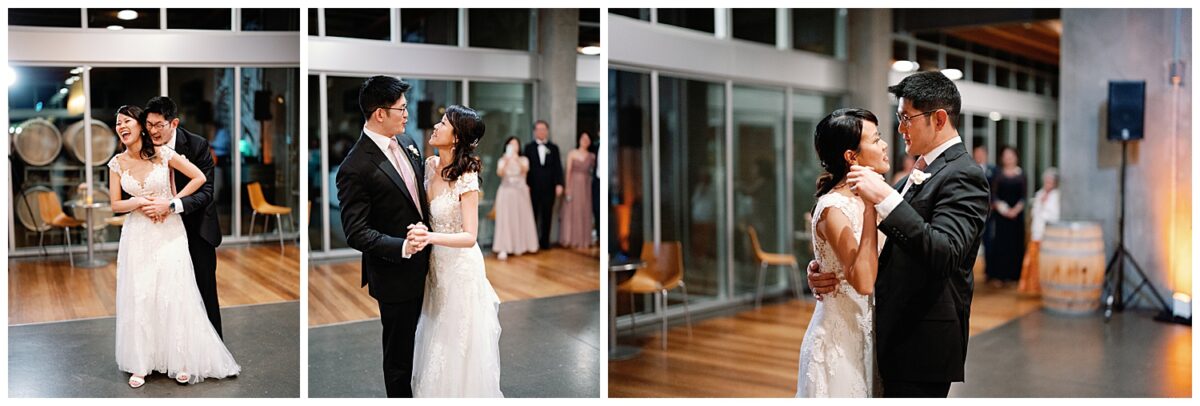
[140,96,225,338]
[337,76,431,398]
[809,71,990,397]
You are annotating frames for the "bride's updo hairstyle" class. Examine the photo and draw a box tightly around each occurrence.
[441,104,485,183]
[813,108,879,198]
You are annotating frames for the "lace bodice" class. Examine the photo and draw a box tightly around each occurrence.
[811,192,887,294]
[425,156,482,234]
[108,148,178,200]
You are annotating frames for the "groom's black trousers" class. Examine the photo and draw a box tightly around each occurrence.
[883,380,951,397]
[190,239,222,339]
[379,297,422,398]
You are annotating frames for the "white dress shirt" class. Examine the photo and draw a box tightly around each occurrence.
[876,136,963,219]
[536,139,549,165]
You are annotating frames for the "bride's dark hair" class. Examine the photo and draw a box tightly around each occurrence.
[116,104,156,160]
[813,108,879,198]
[440,105,485,183]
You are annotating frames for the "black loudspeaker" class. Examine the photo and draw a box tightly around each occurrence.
[1107,81,1145,141]
[417,100,433,129]
[254,90,274,121]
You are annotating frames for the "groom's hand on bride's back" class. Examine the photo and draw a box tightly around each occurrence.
[807,260,838,300]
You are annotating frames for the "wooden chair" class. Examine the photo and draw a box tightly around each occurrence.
[617,241,692,350]
[247,182,294,251]
[748,226,803,309]
[34,190,84,267]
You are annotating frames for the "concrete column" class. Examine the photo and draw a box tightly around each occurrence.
[845,9,895,146]
[1060,9,1192,302]
[536,8,579,147]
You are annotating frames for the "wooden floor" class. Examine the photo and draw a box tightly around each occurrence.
[8,244,301,325]
[308,247,600,326]
[608,265,1044,397]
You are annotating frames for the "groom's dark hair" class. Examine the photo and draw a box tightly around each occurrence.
[888,71,961,128]
[358,76,411,120]
[145,96,179,121]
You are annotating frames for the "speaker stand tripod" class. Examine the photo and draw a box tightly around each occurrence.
[1102,141,1174,322]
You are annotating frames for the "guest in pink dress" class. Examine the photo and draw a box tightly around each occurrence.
[559,132,596,249]
[491,136,540,259]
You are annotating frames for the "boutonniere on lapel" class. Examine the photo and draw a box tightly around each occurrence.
[910,169,931,185]
[405,145,420,160]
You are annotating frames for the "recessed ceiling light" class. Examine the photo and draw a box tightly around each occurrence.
[989,112,1003,121]
[117,10,138,21]
[578,46,601,56]
[941,69,964,81]
[892,60,919,73]
[107,25,124,31]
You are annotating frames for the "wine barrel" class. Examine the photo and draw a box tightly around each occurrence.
[15,186,54,232]
[12,118,62,166]
[63,119,118,166]
[1039,221,1106,315]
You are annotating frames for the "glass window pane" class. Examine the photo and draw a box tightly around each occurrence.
[609,9,649,21]
[9,8,82,28]
[792,92,839,268]
[87,8,160,29]
[892,39,909,62]
[308,75,324,251]
[995,65,1012,88]
[401,8,458,45]
[792,9,838,56]
[169,68,235,236]
[972,114,989,164]
[579,8,601,50]
[323,76,366,249]
[946,52,966,74]
[610,69,652,317]
[242,8,300,32]
[578,86,600,143]
[657,8,714,34]
[167,9,231,30]
[971,59,990,84]
[732,85,787,295]
[239,68,300,238]
[468,81,532,248]
[308,8,318,36]
[9,66,93,249]
[1035,120,1047,190]
[324,8,390,40]
[1015,70,1030,92]
[732,9,776,46]
[659,76,726,301]
[916,45,939,72]
[468,9,531,51]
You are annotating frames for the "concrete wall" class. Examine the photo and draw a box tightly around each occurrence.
[535,8,580,148]
[1059,9,1192,302]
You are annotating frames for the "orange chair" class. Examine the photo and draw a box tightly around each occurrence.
[247,182,294,251]
[35,190,84,267]
[617,241,692,350]
[748,226,803,309]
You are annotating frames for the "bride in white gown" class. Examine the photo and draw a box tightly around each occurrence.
[796,108,889,397]
[107,105,240,388]
[407,105,503,397]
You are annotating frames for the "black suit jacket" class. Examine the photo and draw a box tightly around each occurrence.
[172,127,221,247]
[524,141,564,195]
[337,133,431,303]
[875,142,989,384]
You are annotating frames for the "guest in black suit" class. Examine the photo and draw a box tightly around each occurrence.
[336,76,431,398]
[524,120,564,248]
[810,71,990,397]
[140,96,225,338]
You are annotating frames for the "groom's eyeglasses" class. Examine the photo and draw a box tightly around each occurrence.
[896,110,938,127]
[379,107,407,113]
[145,120,171,131]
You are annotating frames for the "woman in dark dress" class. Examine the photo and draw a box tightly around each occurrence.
[985,146,1027,287]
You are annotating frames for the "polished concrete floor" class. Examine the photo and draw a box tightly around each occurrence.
[308,291,600,398]
[8,302,301,398]
[951,309,1191,397]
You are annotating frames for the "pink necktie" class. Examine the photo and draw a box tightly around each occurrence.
[388,138,422,215]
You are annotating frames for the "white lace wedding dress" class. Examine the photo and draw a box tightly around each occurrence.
[795,192,884,397]
[411,157,503,397]
[108,148,239,383]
